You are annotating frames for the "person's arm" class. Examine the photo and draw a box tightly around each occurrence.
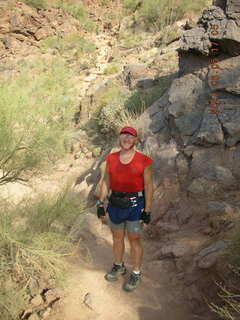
[99,161,110,202]
[97,161,110,222]
[143,163,153,212]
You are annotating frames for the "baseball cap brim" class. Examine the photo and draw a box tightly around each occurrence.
[119,126,138,137]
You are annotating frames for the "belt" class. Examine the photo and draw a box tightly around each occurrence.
[111,190,144,198]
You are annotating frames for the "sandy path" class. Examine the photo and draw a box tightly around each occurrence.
[53,211,192,320]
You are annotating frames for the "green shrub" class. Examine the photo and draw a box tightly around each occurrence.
[123,0,139,12]
[41,33,96,54]
[96,75,171,136]
[0,283,29,320]
[103,64,120,75]
[0,56,78,184]
[97,85,129,135]
[124,0,209,31]
[125,77,171,114]
[22,0,47,8]
[57,1,96,32]
[0,188,85,319]
[98,85,126,107]
[120,32,145,49]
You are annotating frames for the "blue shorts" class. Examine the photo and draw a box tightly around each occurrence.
[107,198,145,224]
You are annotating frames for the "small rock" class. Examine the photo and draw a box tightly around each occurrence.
[207,201,233,215]
[44,288,62,304]
[197,252,219,269]
[28,313,40,320]
[83,74,97,82]
[154,242,193,259]
[83,292,94,310]
[74,151,82,160]
[156,222,180,232]
[86,151,93,159]
[136,78,156,89]
[214,166,236,186]
[28,278,39,297]
[35,26,55,41]
[92,147,102,157]
[198,240,229,258]
[42,307,51,319]
[82,147,88,154]
[200,227,212,235]
[31,294,44,307]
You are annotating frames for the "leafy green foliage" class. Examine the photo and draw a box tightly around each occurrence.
[124,0,209,31]
[0,56,78,184]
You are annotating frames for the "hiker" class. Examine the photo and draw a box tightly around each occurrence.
[96,126,154,292]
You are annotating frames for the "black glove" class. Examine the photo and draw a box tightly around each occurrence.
[141,211,151,224]
[96,200,106,219]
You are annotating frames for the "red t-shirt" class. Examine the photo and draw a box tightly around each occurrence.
[105,151,153,192]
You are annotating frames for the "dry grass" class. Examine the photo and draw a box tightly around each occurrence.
[0,186,86,319]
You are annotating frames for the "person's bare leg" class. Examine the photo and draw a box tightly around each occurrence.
[127,232,143,270]
[105,228,126,281]
[111,228,125,264]
[123,231,143,291]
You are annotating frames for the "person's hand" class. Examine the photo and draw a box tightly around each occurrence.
[100,215,108,224]
[97,205,105,217]
[140,210,151,227]
[96,201,107,224]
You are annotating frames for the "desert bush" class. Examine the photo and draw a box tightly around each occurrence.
[125,76,171,113]
[0,56,78,185]
[123,0,140,12]
[120,32,145,49]
[41,33,96,54]
[96,85,133,135]
[0,187,85,319]
[209,225,240,319]
[22,0,47,8]
[96,75,171,136]
[124,0,209,31]
[103,64,120,75]
[98,102,142,136]
[57,1,96,31]
[209,281,240,320]
[96,84,143,136]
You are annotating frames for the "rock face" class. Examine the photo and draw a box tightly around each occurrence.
[141,0,240,202]
[0,1,80,57]
[134,0,240,317]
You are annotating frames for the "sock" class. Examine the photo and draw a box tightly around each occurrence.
[132,270,141,275]
[114,262,123,267]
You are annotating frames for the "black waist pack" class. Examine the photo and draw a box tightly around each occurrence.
[108,192,144,209]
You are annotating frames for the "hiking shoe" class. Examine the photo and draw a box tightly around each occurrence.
[104,263,127,281]
[123,272,141,292]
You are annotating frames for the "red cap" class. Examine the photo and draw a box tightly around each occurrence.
[119,126,138,137]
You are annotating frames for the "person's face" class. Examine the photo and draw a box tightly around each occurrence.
[119,133,137,150]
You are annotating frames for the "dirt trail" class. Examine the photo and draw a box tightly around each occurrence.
[53,211,192,320]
